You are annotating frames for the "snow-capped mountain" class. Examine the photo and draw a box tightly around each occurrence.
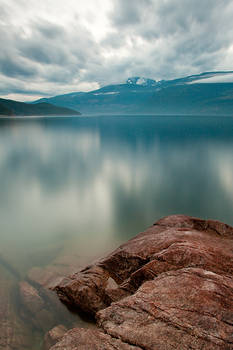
[33,71,233,115]
[126,77,157,86]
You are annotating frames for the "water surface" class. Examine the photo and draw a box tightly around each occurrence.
[0,115,233,347]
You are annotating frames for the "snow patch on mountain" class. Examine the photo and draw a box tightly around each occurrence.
[126,77,157,86]
[93,92,119,96]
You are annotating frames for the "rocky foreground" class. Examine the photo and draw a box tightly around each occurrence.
[51,215,233,349]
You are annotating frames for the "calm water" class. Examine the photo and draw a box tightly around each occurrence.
[1,115,233,348]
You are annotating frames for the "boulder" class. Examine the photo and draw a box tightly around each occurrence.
[19,281,45,314]
[19,280,58,332]
[54,265,110,314]
[43,325,67,350]
[53,215,233,349]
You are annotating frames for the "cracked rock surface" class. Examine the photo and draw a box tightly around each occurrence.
[49,328,141,350]
[53,215,233,349]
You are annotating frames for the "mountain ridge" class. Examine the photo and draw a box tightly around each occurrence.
[32,71,233,115]
[0,98,81,116]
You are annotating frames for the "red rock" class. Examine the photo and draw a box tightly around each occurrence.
[49,328,142,349]
[36,308,57,332]
[19,281,45,314]
[43,325,67,350]
[55,265,110,314]
[54,215,233,349]
[97,268,233,349]
[19,280,59,332]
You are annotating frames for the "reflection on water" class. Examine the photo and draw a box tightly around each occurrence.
[0,115,233,347]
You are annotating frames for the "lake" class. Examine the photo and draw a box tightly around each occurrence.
[0,115,233,348]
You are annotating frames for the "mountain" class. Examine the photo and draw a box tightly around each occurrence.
[34,77,158,114]
[126,77,157,86]
[33,71,233,115]
[0,98,81,116]
[0,102,14,116]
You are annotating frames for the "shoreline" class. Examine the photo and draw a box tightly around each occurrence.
[49,214,233,349]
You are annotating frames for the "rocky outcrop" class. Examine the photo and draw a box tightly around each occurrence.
[54,215,233,349]
[49,328,142,350]
[98,268,233,349]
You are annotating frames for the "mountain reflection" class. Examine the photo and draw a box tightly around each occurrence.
[0,116,233,271]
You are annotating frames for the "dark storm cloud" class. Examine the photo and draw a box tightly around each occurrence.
[0,55,37,78]
[12,19,98,69]
[17,21,69,65]
[19,42,68,65]
[0,23,38,78]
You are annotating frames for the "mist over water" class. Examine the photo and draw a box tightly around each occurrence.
[0,115,233,346]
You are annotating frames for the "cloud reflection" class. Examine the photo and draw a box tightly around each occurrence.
[0,116,233,270]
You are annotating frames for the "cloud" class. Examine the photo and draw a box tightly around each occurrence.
[0,55,37,78]
[1,0,233,100]
[35,20,64,40]
[108,0,233,79]
[0,1,103,99]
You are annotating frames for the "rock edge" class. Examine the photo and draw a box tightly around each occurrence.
[52,215,233,349]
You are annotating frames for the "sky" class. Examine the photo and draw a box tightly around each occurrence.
[1,0,233,101]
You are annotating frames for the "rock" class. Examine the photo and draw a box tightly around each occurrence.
[36,309,56,332]
[97,268,233,349]
[27,253,87,290]
[105,276,130,302]
[19,281,45,314]
[49,328,142,349]
[55,215,233,312]
[19,279,71,334]
[43,325,67,350]
[18,280,57,332]
[0,267,32,350]
[53,215,233,349]
[24,266,96,334]
[55,265,110,314]
[27,266,65,290]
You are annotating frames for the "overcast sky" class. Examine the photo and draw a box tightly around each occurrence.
[1,0,233,101]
